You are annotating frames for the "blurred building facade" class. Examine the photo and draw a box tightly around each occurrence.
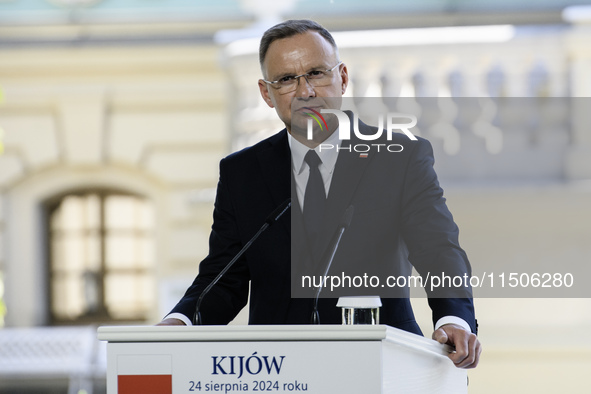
[0,0,591,393]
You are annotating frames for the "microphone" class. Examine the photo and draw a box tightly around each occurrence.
[193,198,291,325]
[311,205,354,324]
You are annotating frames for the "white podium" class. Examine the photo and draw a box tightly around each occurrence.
[97,325,466,394]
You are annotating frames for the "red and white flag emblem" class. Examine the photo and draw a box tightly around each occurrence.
[118,355,172,394]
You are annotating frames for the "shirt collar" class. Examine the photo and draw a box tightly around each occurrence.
[288,129,340,175]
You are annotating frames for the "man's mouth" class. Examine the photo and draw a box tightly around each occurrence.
[296,106,323,114]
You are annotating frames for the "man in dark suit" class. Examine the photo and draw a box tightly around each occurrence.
[159,19,481,369]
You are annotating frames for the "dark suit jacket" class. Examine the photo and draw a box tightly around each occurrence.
[170,118,476,335]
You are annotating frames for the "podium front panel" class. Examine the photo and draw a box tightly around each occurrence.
[99,325,466,394]
[107,340,382,394]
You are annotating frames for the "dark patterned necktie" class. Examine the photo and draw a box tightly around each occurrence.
[303,150,326,249]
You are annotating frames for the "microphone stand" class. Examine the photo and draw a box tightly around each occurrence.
[193,199,291,325]
[311,205,354,324]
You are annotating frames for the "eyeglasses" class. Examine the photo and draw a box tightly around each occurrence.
[262,61,343,94]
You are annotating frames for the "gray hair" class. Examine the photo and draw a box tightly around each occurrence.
[259,19,338,67]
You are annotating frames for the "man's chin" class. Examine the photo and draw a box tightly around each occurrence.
[290,125,332,145]
[289,116,310,136]
[288,124,308,139]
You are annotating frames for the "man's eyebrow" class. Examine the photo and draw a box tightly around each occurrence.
[308,64,328,70]
[271,64,330,80]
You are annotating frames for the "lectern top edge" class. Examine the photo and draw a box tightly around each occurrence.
[97,324,388,342]
[97,324,451,358]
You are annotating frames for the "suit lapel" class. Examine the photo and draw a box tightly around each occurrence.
[256,129,291,236]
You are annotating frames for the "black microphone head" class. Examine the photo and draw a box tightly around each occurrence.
[340,205,354,229]
[265,198,291,225]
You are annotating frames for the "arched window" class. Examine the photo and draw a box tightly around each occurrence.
[46,191,155,324]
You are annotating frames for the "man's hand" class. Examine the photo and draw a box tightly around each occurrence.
[432,323,481,368]
[156,318,187,326]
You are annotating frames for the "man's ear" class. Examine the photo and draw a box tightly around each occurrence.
[258,80,275,108]
[340,63,349,95]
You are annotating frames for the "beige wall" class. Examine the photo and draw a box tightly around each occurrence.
[0,43,229,325]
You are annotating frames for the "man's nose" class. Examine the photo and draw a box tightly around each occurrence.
[294,75,316,97]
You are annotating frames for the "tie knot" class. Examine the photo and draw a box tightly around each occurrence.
[304,150,322,169]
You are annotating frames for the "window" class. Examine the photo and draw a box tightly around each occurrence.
[47,191,155,324]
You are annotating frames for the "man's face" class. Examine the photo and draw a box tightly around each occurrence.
[258,31,348,145]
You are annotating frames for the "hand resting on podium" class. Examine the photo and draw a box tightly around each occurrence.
[433,323,481,369]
